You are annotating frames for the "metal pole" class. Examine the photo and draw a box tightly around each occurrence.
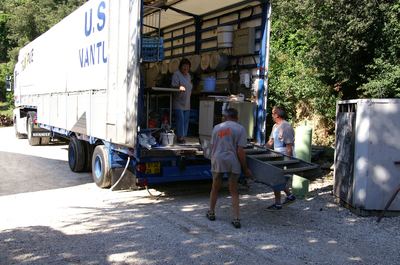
[256,1,271,144]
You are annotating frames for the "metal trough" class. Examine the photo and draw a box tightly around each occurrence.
[245,147,321,191]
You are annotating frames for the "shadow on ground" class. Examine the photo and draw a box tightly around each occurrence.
[0,151,92,196]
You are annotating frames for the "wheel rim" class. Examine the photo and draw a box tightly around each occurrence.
[94,155,103,180]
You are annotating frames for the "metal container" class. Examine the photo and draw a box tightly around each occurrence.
[334,99,400,215]
[160,132,175,146]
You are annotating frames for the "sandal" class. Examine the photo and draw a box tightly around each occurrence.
[231,218,241,229]
[206,210,216,221]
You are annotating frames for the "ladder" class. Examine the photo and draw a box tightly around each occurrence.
[245,147,321,191]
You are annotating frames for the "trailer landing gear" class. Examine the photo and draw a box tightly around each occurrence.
[27,115,40,146]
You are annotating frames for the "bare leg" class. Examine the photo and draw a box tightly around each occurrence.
[274,190,281,205]
[228,177,240,219]
[284,187,291,196]
[209,175,222,212]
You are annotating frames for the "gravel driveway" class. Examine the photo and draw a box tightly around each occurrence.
[0,126,399,265]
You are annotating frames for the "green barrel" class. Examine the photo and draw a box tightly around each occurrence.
[292,125,312,198]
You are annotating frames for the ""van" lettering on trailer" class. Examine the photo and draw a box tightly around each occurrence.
[79,1,108,68]
[79,41,107,67]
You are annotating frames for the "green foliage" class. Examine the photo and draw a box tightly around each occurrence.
[0,101,12,116]
[0,0,83,105]
[0,61,14,121]
[358,2,400,98]
[359,60,400,98]
[308,0,399,99]
[269,0,339,126]
[0,62,14,110]
[267,0,399,144]
[3,0,84,61]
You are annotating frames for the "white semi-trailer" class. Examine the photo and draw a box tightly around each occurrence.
[13,0,315,189]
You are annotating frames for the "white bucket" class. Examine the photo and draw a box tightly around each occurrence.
[160,132,175,146]
[217,25,234,48]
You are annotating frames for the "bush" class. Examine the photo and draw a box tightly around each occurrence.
[0,114,12,127]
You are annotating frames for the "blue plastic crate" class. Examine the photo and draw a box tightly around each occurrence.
[142,37,164,62]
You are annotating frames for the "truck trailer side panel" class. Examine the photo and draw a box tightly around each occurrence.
[15,0,140,147]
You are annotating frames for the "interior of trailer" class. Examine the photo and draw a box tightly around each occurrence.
[139,0,267,152]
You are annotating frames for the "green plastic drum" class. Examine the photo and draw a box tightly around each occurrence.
[292,125,312,198]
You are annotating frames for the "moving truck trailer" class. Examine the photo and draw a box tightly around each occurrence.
[12,0,273,188]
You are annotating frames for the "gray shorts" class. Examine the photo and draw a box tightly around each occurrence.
[212,172,240,181]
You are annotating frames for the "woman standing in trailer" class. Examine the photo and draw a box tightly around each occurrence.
[171,58,192,144]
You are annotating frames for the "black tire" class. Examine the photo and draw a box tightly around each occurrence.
[68,136,86,172]
[14,118,26,139]
[83,141,94,172]
[27,114,40,146]
[91,145,112,188]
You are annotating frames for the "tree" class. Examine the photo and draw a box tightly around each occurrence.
[308,0,400,99]
[267,0,399,144]
[358,2,400,98]
[269,0,338,122]
[0,0,83,104]
[4,0,84,61]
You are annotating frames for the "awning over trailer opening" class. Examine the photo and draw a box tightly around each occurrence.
[144,0,261,30]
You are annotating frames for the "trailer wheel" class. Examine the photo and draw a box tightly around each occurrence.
[27,115,40,146]
[68,136,86,172]
[14,118,26,139]
[92,145,112,188]
[83,141,94,172]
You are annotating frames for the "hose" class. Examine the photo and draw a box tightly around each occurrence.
[145,185,163,200]
[110,156,131,191]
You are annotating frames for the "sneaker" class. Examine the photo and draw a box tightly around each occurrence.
[267,204,282,210]
[206,210,216,221]
[283,194,296,205]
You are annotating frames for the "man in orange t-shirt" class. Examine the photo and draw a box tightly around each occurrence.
[206,108,252,229]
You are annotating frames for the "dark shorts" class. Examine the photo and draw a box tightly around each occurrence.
[212,172,240,181]
[272,175,292,191]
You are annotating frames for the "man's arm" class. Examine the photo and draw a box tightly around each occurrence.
[285,143,293,157]
[237,146,252,177]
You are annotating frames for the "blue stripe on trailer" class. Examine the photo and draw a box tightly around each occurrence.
[140,164,212,184]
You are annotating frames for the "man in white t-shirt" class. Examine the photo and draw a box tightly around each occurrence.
[206,108,252,229]
[266,106,296,210]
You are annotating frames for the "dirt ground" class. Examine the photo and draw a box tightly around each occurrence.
[0,126,399,265]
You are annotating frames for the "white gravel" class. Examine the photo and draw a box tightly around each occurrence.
[0,126,399,265]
